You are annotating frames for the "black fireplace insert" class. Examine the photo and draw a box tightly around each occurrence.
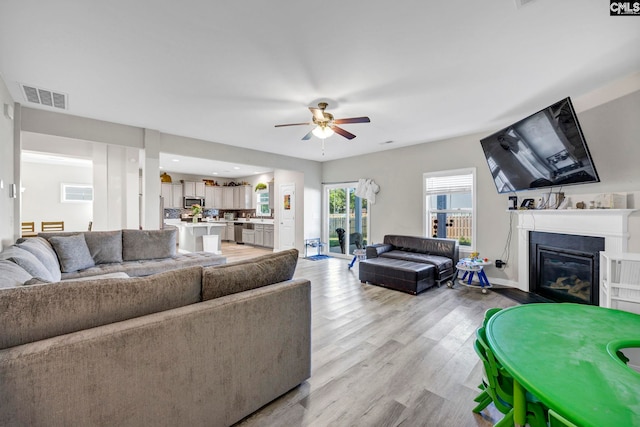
[529,231,604,305]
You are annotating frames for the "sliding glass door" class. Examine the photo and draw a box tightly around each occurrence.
[324,183,369,258]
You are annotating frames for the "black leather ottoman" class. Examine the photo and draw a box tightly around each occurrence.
[359,258,435,295]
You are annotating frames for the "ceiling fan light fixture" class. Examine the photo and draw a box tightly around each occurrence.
[312,125,334,139]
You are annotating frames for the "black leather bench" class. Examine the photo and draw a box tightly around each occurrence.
[359,257,435,295]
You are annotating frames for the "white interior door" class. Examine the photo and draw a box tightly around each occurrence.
[279,183,295,250]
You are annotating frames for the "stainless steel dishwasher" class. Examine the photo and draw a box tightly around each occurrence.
[234,222,244,244]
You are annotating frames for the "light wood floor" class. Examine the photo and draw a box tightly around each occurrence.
[221,243,518,427]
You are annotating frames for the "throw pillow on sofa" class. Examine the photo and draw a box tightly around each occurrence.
[49,234,96,273]
[0,246,56,282]
[122,228,177,261]
[83,230,123,264]
[16,237,62,282]
[0,260,33,288]
[202,249,298,300]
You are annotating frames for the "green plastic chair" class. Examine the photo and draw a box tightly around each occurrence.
[548,409,578,427]
[472,307,505,413]
[473,326,548,427]
[483,307,503,327]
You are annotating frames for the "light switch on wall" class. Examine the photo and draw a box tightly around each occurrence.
[0,179,3,189]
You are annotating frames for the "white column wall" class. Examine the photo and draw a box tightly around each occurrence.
[143,129,161,230]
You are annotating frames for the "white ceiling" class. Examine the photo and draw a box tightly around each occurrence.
[1,0,639,164]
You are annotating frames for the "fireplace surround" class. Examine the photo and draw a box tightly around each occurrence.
[515,209,636,295]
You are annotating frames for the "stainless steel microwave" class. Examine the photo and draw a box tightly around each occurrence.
[183,197,205,209]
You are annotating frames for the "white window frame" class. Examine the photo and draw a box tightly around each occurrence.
[423,167,476,256]
[61,183,93,203]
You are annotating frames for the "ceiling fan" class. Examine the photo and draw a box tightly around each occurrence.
[275,102,370,140]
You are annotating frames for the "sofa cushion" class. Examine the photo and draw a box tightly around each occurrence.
[0,265,202,350]
[0,260,33,288]
[24,272,131,285]
[202,249,298,300]
[83,230,123,264]
[379,250,454,272]
[122,228,177,261]
[0,246,55,282]
[15,237,62,282]
[49,234,96,273]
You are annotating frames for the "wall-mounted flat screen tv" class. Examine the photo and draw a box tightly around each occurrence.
[480,97,600,194]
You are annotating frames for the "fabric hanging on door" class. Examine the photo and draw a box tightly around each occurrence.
[355,178,380,204]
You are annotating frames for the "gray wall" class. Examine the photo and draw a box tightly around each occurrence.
[0,79,15,250]
[322,90,640,286]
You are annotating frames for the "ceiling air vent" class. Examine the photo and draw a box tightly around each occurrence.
[21,84,67,109]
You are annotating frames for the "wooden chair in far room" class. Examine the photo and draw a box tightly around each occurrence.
[21,222,37,237]
[41,221,64,232]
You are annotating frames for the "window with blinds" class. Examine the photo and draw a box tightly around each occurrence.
[424,169,475,248]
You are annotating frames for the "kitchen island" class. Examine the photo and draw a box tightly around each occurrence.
[173,221,227,254]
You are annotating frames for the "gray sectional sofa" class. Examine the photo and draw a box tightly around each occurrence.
[0,228,226,286]
[0,230,311,427]
[360,235,459,295]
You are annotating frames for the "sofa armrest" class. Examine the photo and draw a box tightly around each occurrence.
[365,244,393,259]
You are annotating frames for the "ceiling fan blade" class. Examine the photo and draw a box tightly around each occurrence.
[331,125,356,140]
[302,129,314,140]
[334,116,370,125]
[274,122,311,127]
[309,107,325,122]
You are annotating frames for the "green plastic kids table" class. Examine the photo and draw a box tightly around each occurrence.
[486,303,640,427]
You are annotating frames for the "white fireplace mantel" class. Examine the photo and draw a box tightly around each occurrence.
[516,209,637,292]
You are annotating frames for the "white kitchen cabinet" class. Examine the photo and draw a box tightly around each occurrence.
[171,184,183,208]
[264,224,274,248]
[268,183,274,210]
[231,185,252,209]
[223,187,234,209]
[233,187,241,209]
[183,181,205,197]
[242,229,255,245]
[161,183,183,208]
[213,187,223,208]
[600,252,640,314]
[195,181,205,197]
[183,181,195,197]
[254,224,264,246]
[204,186,214,208]
[204,186,222,209]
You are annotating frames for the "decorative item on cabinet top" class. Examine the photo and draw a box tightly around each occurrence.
[223,181,250,186]
[160,172,172,183]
